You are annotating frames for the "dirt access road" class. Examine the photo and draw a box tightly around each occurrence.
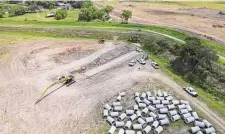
[0,39,224,134]
[95,1,225,45]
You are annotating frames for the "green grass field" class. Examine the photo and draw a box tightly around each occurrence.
[2,9,79,21]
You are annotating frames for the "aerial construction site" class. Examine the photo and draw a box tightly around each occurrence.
[0,1,225,134]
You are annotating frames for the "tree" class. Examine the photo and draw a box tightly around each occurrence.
[78,6,105,22]
[103,5,113,16]
[71,1,83,9]
[82,1,93,8]
[49,5,54,10]
[54,9,67,20]
[28,4,39,12]
[0,6,4,18]
[171,37,218,86]
[121,10,132,23]
[8,5,28,17]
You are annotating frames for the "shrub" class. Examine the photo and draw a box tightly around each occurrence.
[8,5,28,17]
[54,9,67,20]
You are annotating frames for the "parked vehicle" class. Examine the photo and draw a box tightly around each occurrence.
[137,59,146,65]
[183,87,198,97]
[151,62,159,69]
[129,60,136,66]
[142,54,148,61]
[136,47,142,52]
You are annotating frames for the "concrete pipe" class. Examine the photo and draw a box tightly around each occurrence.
[196,131,203,134]
[148,105,156,112]
[168,110,178,117]
[126,110,134,116]
[177,104,186,110]
[156,97,164,101]
[119,113,127,121]
[107,116,115,125]
[117,95,122,101]
[129,114,137,121]
[179,109,189,114]
[135,97,141,103]
[141,108,148,115]
[135,92,140,97]
[103,109,108,118]
[156,104,165,109]
[182,113,192,119]
[159,118,170,125]
[167,104,175,110]
[159,108,168,114]
[192,112,199,120]
[134,105,139,111]
[118,129,125,134]
[143,125,151,134]
[138,117,146,125]
[191,126,200,133]
[166,96,173,101]
[170,114,181,122]
[125,130,135,134]
[152,121,159,128]
[143,99,151,105]
[137,131,142,134]
[136,110,142,117]
[157,91,163,97]
[150,112,158,119]
[115,121,125,128]
[153,100,161,105]
[157,114,167,120]
[204,127,215,134]
[124,121,132,130]
[146,117,154,123]
[146,91,151,97]
[113,102,121,107]
[138,103,147,108]
[110,112,119,117]
[203,119,213,128]
[185,116,195,124]
[172,100,180,105]
[148,96,155,101]
[141,92,147,100]
[186,104,192,112]
[163,91,168,97]
[133,124,142,130]
[104,104,112,111]
[194,121,205,128]
[180,100,189,105]
[161,100,169,105]
[154,126,163,134]
[119,92,126,97]
[114,106,123,112]
[108,126,116,134]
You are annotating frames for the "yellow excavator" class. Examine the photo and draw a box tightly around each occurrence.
[35,75,75,104]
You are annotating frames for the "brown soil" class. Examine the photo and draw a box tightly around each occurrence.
[0,39,224,134]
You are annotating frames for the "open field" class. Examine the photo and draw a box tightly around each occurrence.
[95,1,225,49]
[2,9,79,21]
[0,29,225,133]
[0,2,225,133]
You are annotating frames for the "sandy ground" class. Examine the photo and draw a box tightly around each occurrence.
[95,2,225,45]
[0,39,225,134]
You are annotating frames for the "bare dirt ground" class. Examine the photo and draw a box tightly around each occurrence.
[0,39,225,134]
[95,2,225,45]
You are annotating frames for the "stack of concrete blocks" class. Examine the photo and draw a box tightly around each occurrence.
[103,91,216,134]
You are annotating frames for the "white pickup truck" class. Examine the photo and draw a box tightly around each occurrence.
[183,87,198,97]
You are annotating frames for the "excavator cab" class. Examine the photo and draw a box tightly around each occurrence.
[64,75,75,87]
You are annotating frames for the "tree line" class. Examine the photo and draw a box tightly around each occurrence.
[142,36,225,101]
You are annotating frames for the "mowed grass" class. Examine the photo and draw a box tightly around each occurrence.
[2,9,79,21]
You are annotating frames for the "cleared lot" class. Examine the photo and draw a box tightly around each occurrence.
[0,39,224,134]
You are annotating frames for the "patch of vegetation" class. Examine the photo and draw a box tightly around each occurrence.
[78,6,105,22]
[121,10,132,24]
[55,9,67,20]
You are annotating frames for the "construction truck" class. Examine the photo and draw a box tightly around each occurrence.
[35,75,75,104]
